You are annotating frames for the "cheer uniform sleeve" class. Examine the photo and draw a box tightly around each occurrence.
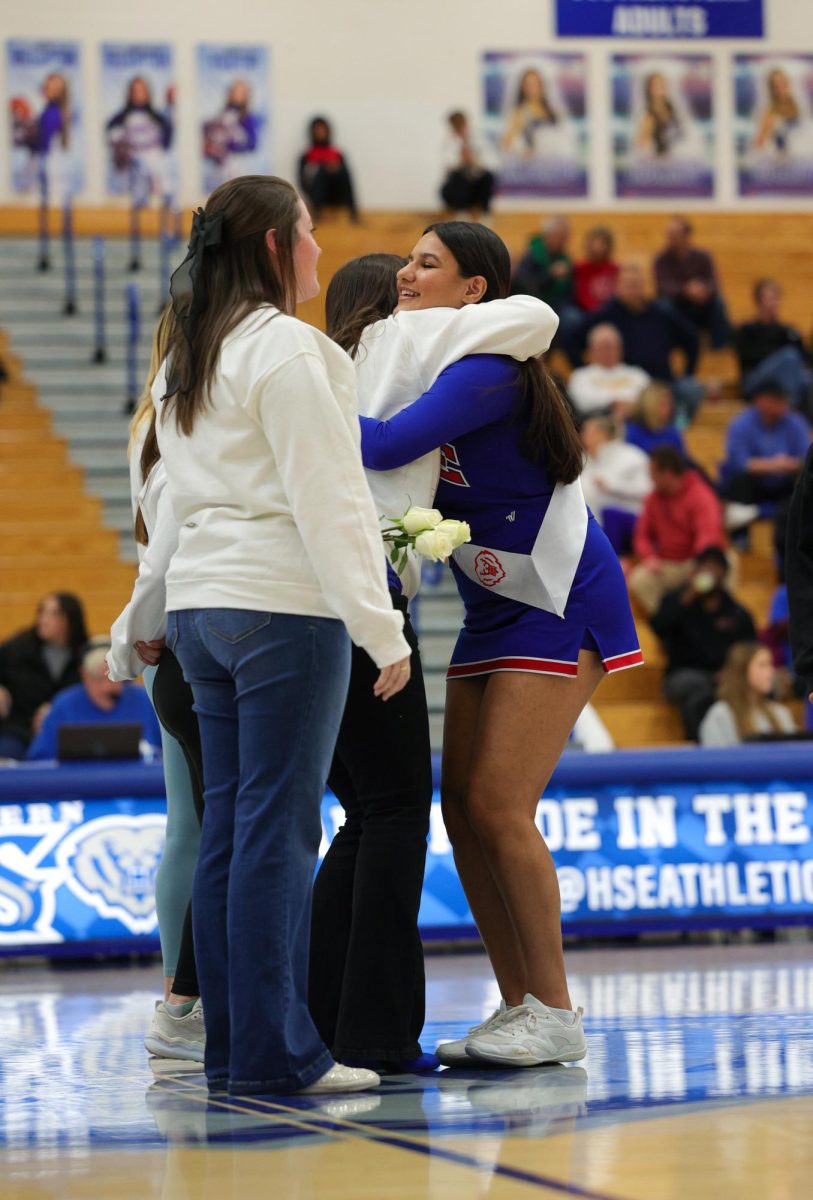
[360,355,518,471]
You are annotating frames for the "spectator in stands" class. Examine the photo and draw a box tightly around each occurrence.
[623,381,686,457]
[699,642,798,747]
[568,323,650,419]
[629,446,725,615]
[577,264,702,423]
[651,547,757,740]
[580,415,651,554]
[298,116,359,222]
[0,592,88,760]
[26,643,161,761]
[720,383,810,507]
[653,216,731,348]
[734,279,811,410]
[573,225,619,313]
[440,111,495,220]
[511,216,581,354]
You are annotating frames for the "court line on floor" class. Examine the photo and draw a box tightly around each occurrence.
[152,1075,630,1200]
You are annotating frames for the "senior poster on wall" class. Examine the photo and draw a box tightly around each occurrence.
[735,55,813,197]
[196,45,270,194]
[100,43,177,203]
[612,53,715,198]
[482,51,589,198]
[6,40,84,201]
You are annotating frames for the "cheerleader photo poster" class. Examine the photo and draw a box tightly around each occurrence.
[100,43,177,204]
[482,51,589,198]
[735,55,813,196]
[6,39,84,201]
[612,54,715,199]
[196,45,270,194]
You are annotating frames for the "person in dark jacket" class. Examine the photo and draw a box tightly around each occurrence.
[298,116,359,222]
[0,592,88,759]
[650,547,757,740]
[786,445,813,697]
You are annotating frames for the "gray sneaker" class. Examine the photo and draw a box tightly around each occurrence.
[436,1000,513,1066]
[144,999,205,1063]
[466,994,586,1067]
[297,1064,380,1094]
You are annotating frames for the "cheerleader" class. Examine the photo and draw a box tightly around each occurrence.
[359,222,642,1068]
[107,77,172,203]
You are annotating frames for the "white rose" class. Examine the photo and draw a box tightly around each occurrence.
[435,519,471,549]
[401,506,443,535]
[415,526,456,561]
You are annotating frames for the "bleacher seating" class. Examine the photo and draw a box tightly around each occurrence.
[2,207,811,748]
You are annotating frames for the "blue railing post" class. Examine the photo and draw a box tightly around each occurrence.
[129,184,142,272]
[37,164,50,272]
[91,236,107,364]
[124,281,140,414]
[158,231,175,313]
[62,199,77,315]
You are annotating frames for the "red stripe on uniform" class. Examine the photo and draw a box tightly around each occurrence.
[447,656,579,679]
[603,649,645,673]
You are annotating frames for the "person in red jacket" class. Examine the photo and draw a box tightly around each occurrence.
[573,225,619,313]
[629,445,725,614]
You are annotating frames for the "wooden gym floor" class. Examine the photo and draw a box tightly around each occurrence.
[1,941,811,1199]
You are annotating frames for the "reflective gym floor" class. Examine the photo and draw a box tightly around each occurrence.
[1,941,811,1199]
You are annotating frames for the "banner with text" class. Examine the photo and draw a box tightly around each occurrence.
[196,45,270,196]
[735,55,813,197]
[555,0,764,39]
[5,40,84,201]
[100,43,177,203]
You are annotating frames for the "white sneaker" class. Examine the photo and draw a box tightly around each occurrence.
[297,1063,380,1095]
[144,999,205,1063]
[465,994,586,1067]
[724,501,760,532]
[436,1000,513,1066]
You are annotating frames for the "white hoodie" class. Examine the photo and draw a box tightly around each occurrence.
[354,296,559,595]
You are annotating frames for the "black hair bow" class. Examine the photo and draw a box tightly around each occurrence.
[164,207,225,399]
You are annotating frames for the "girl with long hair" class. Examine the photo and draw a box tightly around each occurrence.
[501,67,559,156]
[699,642,797,747]
[637,71,682,158]
[153,175,410,1097]
[756,67,801,155]
[310,255,555,1071]
[357,221,642,1067]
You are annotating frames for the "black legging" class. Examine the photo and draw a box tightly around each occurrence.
[308,591,433,1061]
[152,648,204,997]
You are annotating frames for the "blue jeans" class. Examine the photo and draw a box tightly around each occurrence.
[744,345,812,410]
[167,608,351,1094]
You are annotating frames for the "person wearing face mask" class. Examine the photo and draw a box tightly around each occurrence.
[356,221,642,1069]
[153,176,410,1098]
[650,547,757,741]
[699,642,798,747]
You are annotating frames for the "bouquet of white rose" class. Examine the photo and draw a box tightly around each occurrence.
[381,506,471,575]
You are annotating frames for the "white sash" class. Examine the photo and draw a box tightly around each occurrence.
[451,480,588,619]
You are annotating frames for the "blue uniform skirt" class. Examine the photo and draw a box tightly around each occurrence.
[447,516,643,680]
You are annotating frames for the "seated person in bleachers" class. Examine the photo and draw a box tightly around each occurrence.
[653,216,731,348]
[699,642,798,747]
[573,225,619,313]
[0,592,88,760]
[651,547,757,741]
[26,643,161,761]
[576,264,702,424]
[511,215,582,356]
[623,381,686,456]
[580,416,651,552]
[568,323,650,419]
[298,116,359,222]
[720,383,810,508]
[734,278,811,409]
[629,446,725,615]
[440,110,495,220]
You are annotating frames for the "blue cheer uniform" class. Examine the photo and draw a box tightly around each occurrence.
[360,354,643,680]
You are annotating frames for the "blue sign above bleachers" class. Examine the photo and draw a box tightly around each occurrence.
[555,0,764,39]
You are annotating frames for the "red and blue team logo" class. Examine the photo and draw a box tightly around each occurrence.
[474,549,506,587]
[440,443,470,488]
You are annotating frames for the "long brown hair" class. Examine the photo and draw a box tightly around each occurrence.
[129,304,177,546]
[717,642,784,739]
[425,221,583,484]
[326,253,405,357]
[163,175,301,436]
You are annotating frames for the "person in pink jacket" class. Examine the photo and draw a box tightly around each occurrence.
[629,445,725,614]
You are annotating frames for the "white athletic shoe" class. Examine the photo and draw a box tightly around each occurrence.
[297,1063,381,1095]
[465,994,586,1067]
[436,1000,514,1066]
[144,999,206,1063]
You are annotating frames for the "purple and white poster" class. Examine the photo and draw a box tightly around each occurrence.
[735,56,813,197]
[197,45,270,194]
[612,53,715,198]
[6,40,84,201]
[101,43,176,203]
[482,51,589,198]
